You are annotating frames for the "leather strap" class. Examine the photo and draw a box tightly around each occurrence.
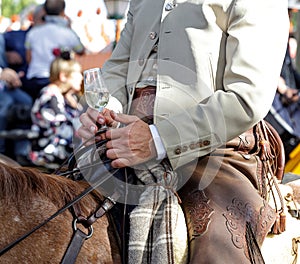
[61,229,92,264]
[60,192,120,264]
[81,192,120,227]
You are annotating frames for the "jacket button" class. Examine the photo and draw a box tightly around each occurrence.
[203,140,210,146]
[149,32,157,40]
[174,147,181,155]
[189,143,196,150]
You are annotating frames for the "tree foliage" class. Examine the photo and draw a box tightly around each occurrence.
[1,0,39,18]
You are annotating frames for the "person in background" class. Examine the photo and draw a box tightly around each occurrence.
[4,4,45,86]
[78,0,288,263]
[265,7,300,161]
[25,0,84,100]
[0,32,33,166]
[30,50,83,170]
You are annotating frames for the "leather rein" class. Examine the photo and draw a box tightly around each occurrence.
[0,128,121,263]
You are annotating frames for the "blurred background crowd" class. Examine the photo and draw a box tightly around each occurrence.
[0,0,128,169]
[0,0,122,53]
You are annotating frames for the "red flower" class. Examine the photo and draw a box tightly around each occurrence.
[52,48,61,57]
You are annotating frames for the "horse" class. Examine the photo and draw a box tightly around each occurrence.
[0,161,121,264]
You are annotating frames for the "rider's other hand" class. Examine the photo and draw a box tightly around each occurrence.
[105,112,157,168]
[78,107,106,144]
[78,107,121,145]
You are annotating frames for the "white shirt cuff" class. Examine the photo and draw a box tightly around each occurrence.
[149,124,166,160]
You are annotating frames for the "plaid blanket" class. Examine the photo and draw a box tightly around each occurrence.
[128,161,188,264]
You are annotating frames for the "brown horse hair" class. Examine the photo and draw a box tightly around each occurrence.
[0,162,103,215]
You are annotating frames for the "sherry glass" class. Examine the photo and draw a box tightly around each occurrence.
[84,67,110,113]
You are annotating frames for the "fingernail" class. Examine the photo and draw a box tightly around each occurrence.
[98,117,105,124]
[90,125,96,132]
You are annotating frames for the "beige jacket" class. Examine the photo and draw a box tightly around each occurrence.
[103,0,289,169]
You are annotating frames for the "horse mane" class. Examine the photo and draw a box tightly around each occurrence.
[0,163,103,214]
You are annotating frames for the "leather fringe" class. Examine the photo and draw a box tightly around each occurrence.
[257,120,286,235]
[270,211,286,234]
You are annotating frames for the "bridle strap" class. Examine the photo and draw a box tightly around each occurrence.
[81,191,120,228]
[61,191,120,264]
[60,229,91,264]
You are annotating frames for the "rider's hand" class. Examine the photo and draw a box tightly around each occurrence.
[105,112,157,168]
[78,107,118,144]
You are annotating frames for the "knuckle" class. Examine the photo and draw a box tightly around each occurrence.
[79,113,86,122]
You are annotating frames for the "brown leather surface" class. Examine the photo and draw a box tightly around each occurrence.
[177,127,276,264]
[129,86,156,124]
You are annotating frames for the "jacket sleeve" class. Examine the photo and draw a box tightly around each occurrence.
[155,0,289,169]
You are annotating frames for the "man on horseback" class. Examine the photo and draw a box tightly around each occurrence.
[78,0,289,263]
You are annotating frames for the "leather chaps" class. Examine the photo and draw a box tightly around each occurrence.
[177,126,276,264]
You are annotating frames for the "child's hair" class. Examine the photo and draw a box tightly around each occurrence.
[49,57,81,92]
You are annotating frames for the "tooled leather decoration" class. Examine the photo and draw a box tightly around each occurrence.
[223,198,276,259]
[139,91,155,113]
[183,190,214,240]
[256,199,276,245]
[226,127,255,154]
[237,132,254,153]
[134,89,155,119]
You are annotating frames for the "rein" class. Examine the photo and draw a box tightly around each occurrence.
[0,128,122,263]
